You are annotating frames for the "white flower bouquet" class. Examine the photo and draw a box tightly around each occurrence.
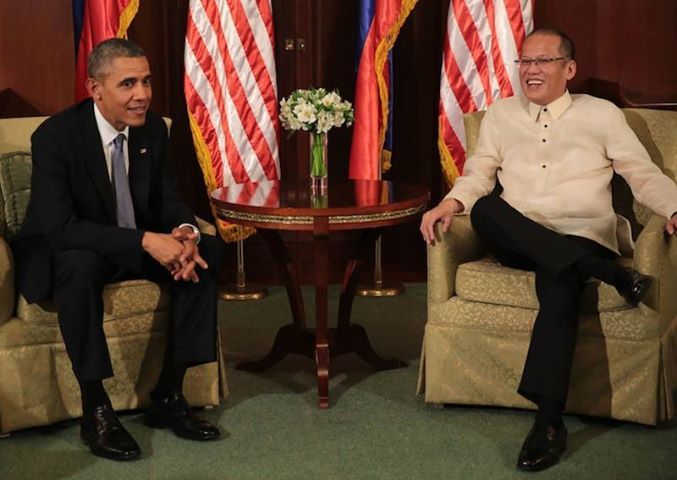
[279,88,354,134]
[279,88,354,192]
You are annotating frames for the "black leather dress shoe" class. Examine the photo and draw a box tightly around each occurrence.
[144,390,220,441]
[80,404,141,461]
[616,268,652,306]
[517,420,567,472]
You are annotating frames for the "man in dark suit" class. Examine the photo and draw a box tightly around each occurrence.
[12,38,224,461]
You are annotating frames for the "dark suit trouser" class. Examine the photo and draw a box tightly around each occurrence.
[470,194,616,406]
[51,235,224,382]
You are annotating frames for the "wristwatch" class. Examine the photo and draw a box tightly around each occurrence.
[178,223,201,244]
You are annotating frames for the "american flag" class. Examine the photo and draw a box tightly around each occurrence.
[184,0,280,188]
[184,0,280,241]
[438,0,533,186]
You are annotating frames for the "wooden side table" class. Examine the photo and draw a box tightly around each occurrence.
[211,179,429,408]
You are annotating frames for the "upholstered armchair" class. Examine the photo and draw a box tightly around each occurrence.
[418,108,677,425]
[0,116,228,434]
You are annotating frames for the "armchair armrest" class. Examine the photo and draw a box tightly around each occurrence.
[0,235,15,326]
[633,214,677,329]
[427,215,485,304]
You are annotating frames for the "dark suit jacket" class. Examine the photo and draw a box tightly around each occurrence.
[12,99,195,303]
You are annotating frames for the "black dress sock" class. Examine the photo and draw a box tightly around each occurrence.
[154,348,188,396]
[79,380,111,416]
[535,397,563,427]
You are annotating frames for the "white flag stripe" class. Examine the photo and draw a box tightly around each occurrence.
[184,45,236,184]
[438,0,532,185]
[242,0,278,97]
[494,0,521,93]
[185,0,280,189]
[464,0,500,103]
[202,4,264,182]
[441,71,467,149]
[188,7,250,184]
[521,0,534,37]
[195,1,266,183]
[218,2,279,172]
[447,10,488,111]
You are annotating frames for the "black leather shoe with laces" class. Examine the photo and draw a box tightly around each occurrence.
[517,420,567,472]
[80,404,141,461]
[616,268,652,306]
[144,390,220,441]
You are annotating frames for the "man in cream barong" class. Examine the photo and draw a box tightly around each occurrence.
[420,28,677,472]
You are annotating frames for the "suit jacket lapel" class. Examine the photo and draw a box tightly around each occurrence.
[80,101,116,222]
[128,127,151,218]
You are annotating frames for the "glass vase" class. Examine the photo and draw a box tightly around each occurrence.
[310,131,328,194]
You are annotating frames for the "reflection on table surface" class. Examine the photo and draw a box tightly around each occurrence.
[210,179,428,210]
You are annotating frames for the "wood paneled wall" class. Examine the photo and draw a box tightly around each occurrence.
[1,0,676,283]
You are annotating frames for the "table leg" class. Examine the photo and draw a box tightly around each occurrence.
[236,229,313,372]
[314,217,330,409]
[334,229,407,369]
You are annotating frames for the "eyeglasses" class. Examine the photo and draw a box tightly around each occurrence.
[514,57,569,68]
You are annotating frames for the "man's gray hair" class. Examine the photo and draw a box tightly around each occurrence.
[87,38,146,79]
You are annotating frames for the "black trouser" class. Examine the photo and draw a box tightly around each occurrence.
[470,194,617,406]
[51,235,224,381]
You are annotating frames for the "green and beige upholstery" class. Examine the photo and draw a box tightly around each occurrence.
[0,116,228,434]
[418,108,677,425]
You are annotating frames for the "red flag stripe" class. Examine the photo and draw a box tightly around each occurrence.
[438,0,533,187]
[228,0,279,122]
[445,3,490,111]
[442,34,479,116]
[186,9,249,183]
[450,0,493,105]
[484,0,515,98]
[504,0,529,49]
[224,0,280,177]
[492,0,526,94]
[184,78,225,187]
[198,0,270,182]
[185,44,236,186]
[185,0,280,190]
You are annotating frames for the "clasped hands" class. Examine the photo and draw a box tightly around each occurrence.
[142,226,208,283]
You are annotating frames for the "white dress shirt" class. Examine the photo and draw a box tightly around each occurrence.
[446,91,677,254]
[93,103,129,179]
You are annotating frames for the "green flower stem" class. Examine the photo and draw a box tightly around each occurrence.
[310,132,327,177]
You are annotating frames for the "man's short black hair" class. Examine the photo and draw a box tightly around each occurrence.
[527,28,576,60]
[87,38,146,79]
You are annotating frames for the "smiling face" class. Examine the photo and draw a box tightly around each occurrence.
[519,33,576,106]
[86,56,152,131]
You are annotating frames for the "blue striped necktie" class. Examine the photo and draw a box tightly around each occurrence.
[111,134,137,228]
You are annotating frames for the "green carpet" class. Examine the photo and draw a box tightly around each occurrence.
[1,284,676,479]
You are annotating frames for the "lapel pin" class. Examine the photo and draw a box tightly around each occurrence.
[140,148,147,154]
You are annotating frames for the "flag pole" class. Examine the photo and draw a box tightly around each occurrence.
[219,226,267,301]
[356,159,404,297]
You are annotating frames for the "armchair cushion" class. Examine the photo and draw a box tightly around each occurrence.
[455,257,632,312]
[0,151,32,240]
[16,279,171,327]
